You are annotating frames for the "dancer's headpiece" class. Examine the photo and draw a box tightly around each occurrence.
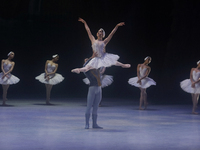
[197,60,200,65]
[7,51,13,56]
[144,56,150,61]
[52,54,58,58]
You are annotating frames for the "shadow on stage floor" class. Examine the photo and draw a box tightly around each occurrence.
[0,98,199,150]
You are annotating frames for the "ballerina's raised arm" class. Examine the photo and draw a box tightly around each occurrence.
[104,22,125,45]
[78,18,95,44]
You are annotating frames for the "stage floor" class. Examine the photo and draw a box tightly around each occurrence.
[0,98,199,150]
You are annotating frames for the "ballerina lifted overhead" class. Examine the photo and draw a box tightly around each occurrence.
[71,18,131,74]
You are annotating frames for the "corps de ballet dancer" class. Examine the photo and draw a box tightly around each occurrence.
[83,66,113,106]
[180,60,200,114]
[128,56,156,110]
[35,54,64,105]
[0,51,20,105]
[71,18,131,74]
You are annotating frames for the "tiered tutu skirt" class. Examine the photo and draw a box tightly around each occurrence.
[86,53,119,69]
[35,73,64,85]
[180,79,200,94]
[0,72,20,85]
[128,77,156,88]
[83,75,113,88]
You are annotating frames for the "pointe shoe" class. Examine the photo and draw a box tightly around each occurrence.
[71,68,80,74]
[122,64,131,68]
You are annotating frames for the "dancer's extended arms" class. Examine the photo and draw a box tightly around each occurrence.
[78,18,95,43]
[104,22,125,45]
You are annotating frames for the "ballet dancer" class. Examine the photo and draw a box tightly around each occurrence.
[180,60,200,114]
[128,56,156,110]
[35,54,64,105]
[0,51,20,105]
[71,18,131,74]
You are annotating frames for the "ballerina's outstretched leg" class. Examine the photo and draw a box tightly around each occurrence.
[71,65,94,74]
[115,61,131,68]
[71,60,130,74]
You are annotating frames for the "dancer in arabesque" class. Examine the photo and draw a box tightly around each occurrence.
[128,56,156,110]
[71,18,131,74]
[180,60,200,114]
[35,54,64,105]
[0,51,20,105]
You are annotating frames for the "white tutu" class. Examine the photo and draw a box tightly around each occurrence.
[84,40,119,69]
[35,73,64,85]
[180,79,200,94]
[86,53,119,69]
[0,72,20,85]
[128,77,156,88]
[180,70,200,94]
[83,75,113,88]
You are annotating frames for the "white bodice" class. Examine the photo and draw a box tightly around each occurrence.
[92,41,105,57]
[3,63,12,72]
[192,70,200,81]
[139,67,147,77]
[47,63,56,73]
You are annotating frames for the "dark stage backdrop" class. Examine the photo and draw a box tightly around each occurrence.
[0,0,200,104]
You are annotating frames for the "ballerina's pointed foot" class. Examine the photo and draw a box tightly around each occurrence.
[71,68,80,74]
[122,64,131,68]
